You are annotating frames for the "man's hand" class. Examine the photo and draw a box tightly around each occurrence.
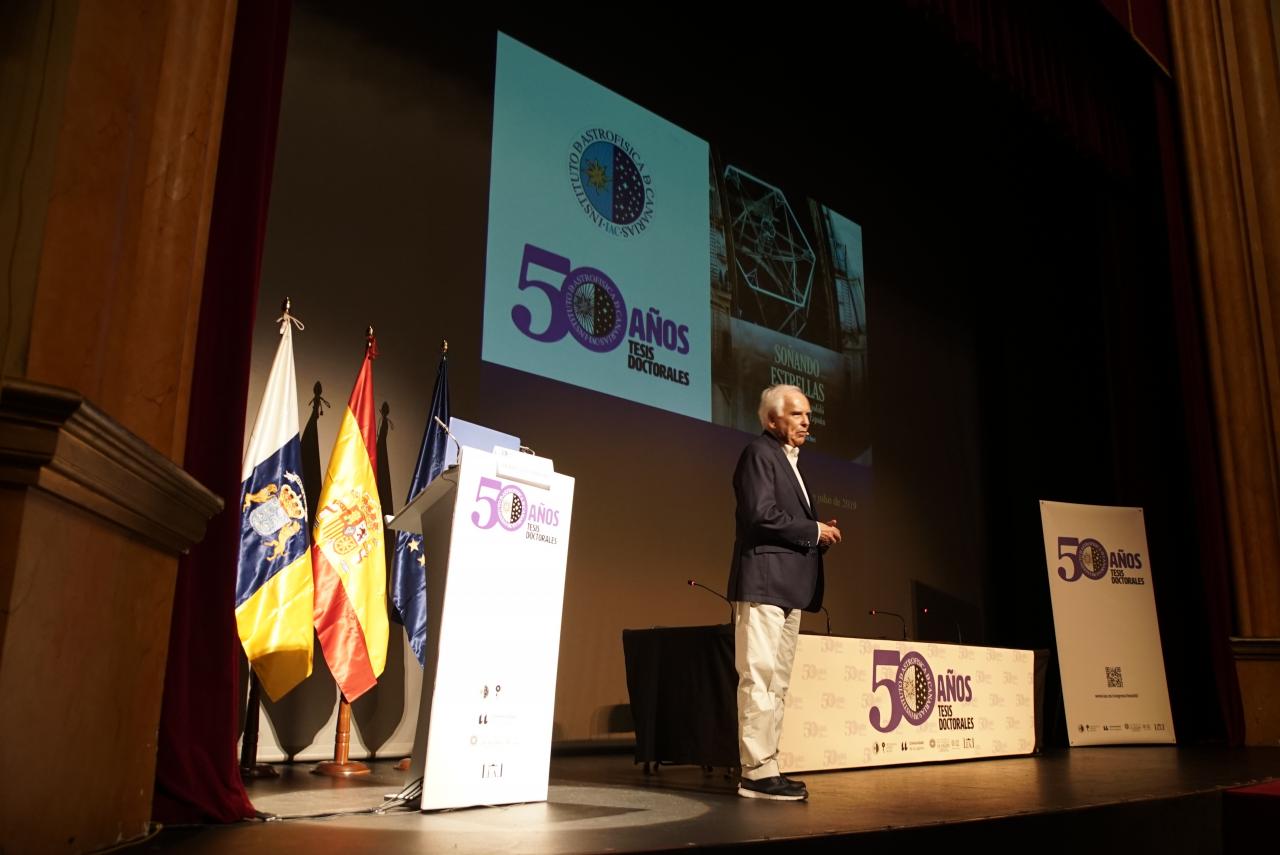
[818,519,841,545]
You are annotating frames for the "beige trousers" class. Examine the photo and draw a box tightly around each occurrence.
[733,601,802,781]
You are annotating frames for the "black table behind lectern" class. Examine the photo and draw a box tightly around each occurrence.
[622,625,738,770]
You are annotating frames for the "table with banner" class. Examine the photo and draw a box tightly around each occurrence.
[623,628,1048,772]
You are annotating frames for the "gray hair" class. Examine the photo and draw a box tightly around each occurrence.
[757,384,805,429]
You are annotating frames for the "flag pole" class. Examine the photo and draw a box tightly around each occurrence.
[237,303,290,780]
[312,326,380,779]
[236,295,317,775]
[390,336,449,772]
[313,695,369,777]
[239,671,279,779]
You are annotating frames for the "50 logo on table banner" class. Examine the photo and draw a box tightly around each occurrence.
[868,650,977,735]
[869,649,936,733]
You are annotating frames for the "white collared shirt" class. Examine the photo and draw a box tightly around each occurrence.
[782,443,811,509]
[781,442,822,544]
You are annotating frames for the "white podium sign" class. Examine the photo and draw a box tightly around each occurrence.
[1039,500,1175,745]
[779,636,1036,772]
[389,448,574,810]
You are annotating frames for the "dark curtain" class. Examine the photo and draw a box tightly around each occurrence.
[153,0,294,823]
[1150,76,1244,745]
[908,0,1241,745]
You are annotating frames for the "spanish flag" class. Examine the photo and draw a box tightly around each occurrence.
[311,331,388,702]
[236,311,314,701]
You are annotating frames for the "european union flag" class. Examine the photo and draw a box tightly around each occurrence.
[389,346,450,665]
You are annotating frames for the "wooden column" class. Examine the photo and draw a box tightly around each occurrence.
[0,380,222,852]
[15,0,238,461]
[1168,0,1280,744]
[0,0,239,849]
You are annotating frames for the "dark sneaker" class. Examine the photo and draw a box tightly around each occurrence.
[737,775,808,801]
[782,775,808,795]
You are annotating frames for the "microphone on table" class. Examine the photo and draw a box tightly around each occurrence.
[688,579,733,625]
[869,608,908,640]
[921,607,962,644]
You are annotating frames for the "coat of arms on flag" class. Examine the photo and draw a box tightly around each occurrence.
[243,472,308,561]
[314,486,381,566]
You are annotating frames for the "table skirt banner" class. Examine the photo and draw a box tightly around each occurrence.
[779,636,1037,772]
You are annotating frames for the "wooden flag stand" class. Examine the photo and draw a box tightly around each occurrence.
[312,697,370,777]
[239,672,279,779]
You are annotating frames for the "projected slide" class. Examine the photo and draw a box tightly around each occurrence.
[483,34,712,420]
[710,161,869,462]
[483,34,869,462]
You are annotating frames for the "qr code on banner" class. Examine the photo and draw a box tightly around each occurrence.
[1106,666,1124,688]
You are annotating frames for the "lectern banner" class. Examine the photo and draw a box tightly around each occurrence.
[418,449,574,810]
[1039,500,1175,746]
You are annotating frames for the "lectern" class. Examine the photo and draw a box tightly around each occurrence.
[387,446,574,810]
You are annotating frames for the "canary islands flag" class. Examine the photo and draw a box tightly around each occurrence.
[311,333,388,702]
[236,315,314,702]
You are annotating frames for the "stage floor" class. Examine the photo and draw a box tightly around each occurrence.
[130,747,1280,854]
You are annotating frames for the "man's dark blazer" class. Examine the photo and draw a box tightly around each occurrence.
[726,431,824,612]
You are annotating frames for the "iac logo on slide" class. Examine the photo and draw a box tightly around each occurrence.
[568,128,654,237]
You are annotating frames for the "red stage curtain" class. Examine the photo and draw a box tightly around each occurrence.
[153,0,294,823]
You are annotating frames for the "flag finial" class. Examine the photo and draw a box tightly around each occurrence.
[441,339,448,355]
[276,298,303,333]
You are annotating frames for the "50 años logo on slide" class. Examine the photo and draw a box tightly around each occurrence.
[509,243,693,386]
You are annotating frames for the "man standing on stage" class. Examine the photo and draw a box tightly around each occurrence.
[728,384,841,801]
